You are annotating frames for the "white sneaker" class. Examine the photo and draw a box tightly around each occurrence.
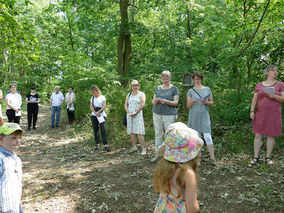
[129,147,137,153]
[151,154,159,163]
[141,149,147,156]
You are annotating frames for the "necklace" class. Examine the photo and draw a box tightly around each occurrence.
[263,80,276,86]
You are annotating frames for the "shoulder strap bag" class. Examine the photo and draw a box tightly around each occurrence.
[123,92,132,126]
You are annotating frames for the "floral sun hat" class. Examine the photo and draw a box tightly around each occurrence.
[159,122,204,163]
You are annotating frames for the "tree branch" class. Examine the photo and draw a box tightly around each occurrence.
[128,3,137,8]
[237,0,271,57]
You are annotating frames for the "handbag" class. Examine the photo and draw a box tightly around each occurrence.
[91,96,102,112]
[123,92,132,126]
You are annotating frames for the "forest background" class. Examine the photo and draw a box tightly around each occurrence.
[0,0,283,149]
[1,0,284,212]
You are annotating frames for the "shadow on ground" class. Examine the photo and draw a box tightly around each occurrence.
[15,105,284,213]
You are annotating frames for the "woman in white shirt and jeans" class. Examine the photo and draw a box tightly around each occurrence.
[90,85,110,152]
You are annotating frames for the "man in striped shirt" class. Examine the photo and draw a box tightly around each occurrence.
[0,123,23,213]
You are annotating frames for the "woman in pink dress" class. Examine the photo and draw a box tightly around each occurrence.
[249,65,284,166]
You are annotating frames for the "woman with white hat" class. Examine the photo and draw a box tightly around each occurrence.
[124,80,147,155]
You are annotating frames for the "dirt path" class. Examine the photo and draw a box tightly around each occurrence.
[13,105,283,212]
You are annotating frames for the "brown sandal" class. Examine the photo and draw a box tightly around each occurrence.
[249,157,259,167]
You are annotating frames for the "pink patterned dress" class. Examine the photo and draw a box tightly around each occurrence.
[253,81,284,136]
[154,183,186,213]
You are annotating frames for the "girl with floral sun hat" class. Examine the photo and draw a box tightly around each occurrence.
[153,122,203,213]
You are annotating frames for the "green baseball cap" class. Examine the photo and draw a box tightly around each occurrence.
[0,123,24,135]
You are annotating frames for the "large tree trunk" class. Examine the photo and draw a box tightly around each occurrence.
[118,0,131,86]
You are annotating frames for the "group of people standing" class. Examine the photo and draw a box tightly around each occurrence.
[90,66,283,168]
[0,85,76,130]
[49,86,76,127]
[89,70,216,162]
[126,68,284,167]
[0,66,283,213]
[150,70,218,166]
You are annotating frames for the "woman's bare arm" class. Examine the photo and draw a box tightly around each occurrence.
[187,96,196,109]
[160,95,179,106]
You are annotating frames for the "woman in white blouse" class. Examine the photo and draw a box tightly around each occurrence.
[65,87,76,124]
[6,84,22,124]
[90,85,111,152]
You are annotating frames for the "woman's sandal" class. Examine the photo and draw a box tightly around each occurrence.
[248,157,259,167]
[265,157,274,165]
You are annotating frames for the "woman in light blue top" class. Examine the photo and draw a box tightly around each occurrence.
[187,72,218,167]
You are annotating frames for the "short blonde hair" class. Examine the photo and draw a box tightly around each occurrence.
[263,65,277,79]
[161,70,171,78]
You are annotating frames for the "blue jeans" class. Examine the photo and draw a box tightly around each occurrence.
[51,106,61,127]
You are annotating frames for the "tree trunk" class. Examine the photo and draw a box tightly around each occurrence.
[186,9,191,64]
[233,66,242,104]
[247,59,252,81]
[67,13,75,50]
[118,0,131,86]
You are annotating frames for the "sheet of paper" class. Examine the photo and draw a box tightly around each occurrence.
[96,115,105,123]
[15,110,21,116]
[263,87,275,94]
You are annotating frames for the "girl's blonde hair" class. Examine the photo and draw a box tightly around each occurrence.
[90,85,102,95]
[153,158,197,198]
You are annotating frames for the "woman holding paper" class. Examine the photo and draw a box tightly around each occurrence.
[124,80,146,155]
[90,85,111,152]
[6,83,22,124]
[187,72,219,167]
[151,70,179,163]
[65,87,76,124]
[249,65,284,166]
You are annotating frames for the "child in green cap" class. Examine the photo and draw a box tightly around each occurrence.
[0,122,24,213]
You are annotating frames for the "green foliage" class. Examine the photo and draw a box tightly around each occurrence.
[0,0,283,126]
